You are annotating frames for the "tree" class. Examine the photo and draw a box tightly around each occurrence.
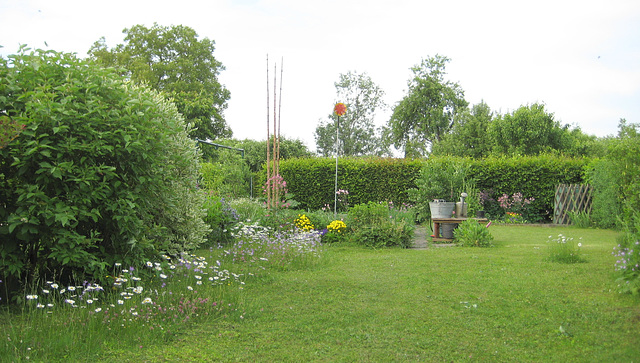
[431,101,494,158]
[88,23,231,141]
[388,55,468,157]
[315,71,388,157]
[0,48,208,292]
[488,103,566,155]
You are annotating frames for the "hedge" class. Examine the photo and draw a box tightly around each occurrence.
[257,155,590,222]
[256,157,422,210]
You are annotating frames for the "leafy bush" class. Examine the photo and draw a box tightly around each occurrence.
[453,219,494,247]
[294,214,315,232]
[347,202,414,248]
[408,157,474,223]
[200,150,251,198]
[568,211,593,228]
[348,201,390,228]
[202,195,239,246]
[546,234,586,264]
[0,48,208,294]
[229,198,267,223]
[586,158,622,229]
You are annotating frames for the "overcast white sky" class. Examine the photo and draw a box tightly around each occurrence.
[2,0,639,152]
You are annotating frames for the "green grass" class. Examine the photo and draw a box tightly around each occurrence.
[96,225,640,362]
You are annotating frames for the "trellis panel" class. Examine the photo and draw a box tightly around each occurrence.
[553,184,593,224]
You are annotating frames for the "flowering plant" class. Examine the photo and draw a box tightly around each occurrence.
[327,220,347,234]
[498,192,534,222]
[546,234,586,263]
[336,189,350,212]
[613,241,640,295]
[294,214,315,232]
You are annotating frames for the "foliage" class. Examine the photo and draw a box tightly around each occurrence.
[1,222,325,361]
[546,233,586,264]
[200,155,251,198]
[327,220,347,234]
[260,155,588,222]
[88,23,231,141]
[432,101,609,158]
[497,192,535,222]
[613,218,640,295]
[0,115,26,149]
[388,54,468,157]
[568,210,593,228]
[294,214,315,232]
[212,137,313,172]
[335,189,350,213]
[453,219,494,247]
[315,71,389,156]
[431,101,494,158]
[3,252,247,360]
[586,158,622,229]
[408,157,474,223]
[471,155,587,222]
[488,103,567,155]
[259,157,422,211]
[501,212,527,224]
[0,48,208,295]
[228,198,267,223]
[347,202,414,248]
[202,195,239,246]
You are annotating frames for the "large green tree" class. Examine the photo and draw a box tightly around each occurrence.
[88,23,231,141]
[388,55,468,158]
[488,103,566,155]
[431,101,494,158]
[315,71,388,157]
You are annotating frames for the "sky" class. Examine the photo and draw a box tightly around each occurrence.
[1,0,639,152]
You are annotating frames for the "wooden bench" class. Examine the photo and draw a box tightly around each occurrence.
[431,218,489,242]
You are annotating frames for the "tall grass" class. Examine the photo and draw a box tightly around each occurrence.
[0,225,323,362]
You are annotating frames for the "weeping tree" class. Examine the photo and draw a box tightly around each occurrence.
[388,55,468,158]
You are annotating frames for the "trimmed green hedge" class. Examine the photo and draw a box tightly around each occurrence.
[470,155,589,221]
[256,157,422,210]
[256,155,590,222]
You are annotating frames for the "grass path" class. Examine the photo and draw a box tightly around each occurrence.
[104,226,640,362]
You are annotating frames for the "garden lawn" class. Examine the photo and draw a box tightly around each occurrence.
[103,226,639,361]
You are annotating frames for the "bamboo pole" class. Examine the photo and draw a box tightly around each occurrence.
[266,55,271,209]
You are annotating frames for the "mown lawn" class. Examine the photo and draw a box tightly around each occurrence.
[99,225,640,362]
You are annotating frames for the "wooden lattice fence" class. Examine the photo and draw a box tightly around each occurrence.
[553,184,593,225]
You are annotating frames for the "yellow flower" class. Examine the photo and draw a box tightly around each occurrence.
[327,220,347,233]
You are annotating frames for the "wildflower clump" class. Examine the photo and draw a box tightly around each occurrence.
[546,234,586,264]
[294,214,315,232]
[327,220,347,234]
[613,241,640,295]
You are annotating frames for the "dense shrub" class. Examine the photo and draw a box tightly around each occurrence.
[0,48,208,295]
[471,155,588,222]
[347,202,414,248]
[453,219,494,247]
[257,157,422,210]
[587,158,622,228]
[408,157,474,222]
[200,153,251,198]
[202,194,239,246]
[604,121,640,294]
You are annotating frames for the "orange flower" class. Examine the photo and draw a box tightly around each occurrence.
[334,103,347,116]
